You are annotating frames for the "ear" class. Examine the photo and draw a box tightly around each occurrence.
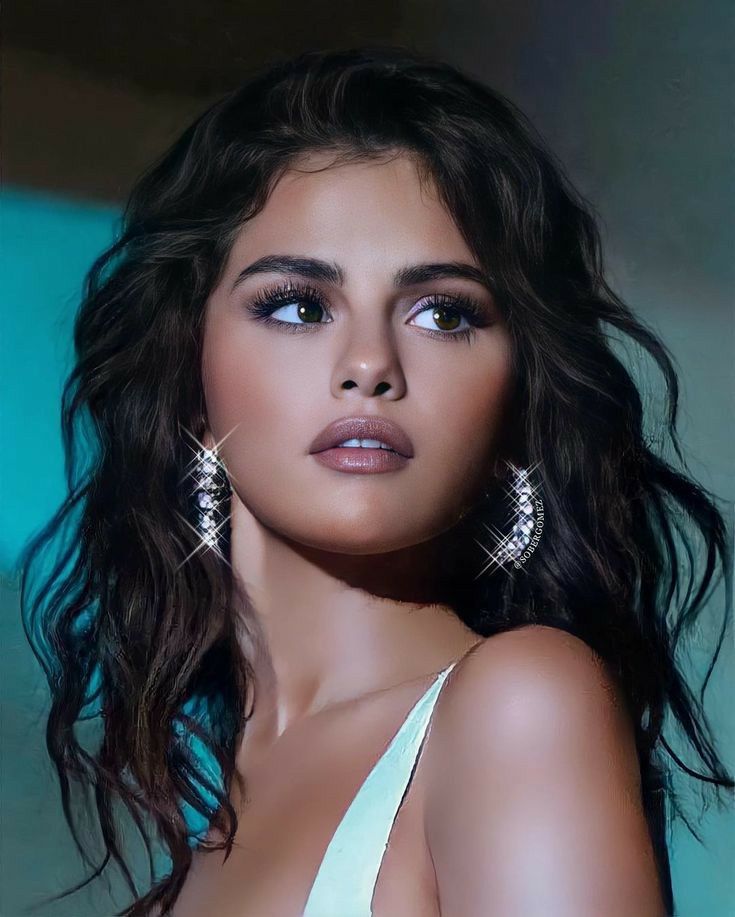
[201,427,216,451]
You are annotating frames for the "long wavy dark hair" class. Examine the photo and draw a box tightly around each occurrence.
[19,45,733,916]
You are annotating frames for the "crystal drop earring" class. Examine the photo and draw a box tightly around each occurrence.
[474,460,542,577]
[190,445,231,558]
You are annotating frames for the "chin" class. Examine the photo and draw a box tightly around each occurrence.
[289,526,420,556]
[280,510,456,557]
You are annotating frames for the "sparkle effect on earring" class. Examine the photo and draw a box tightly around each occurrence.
[473,460,543,578]
[175,424,239,571]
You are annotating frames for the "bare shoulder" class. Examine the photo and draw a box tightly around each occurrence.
[423,625,666,915]
[458,622,622,684]
[438,624,635,747]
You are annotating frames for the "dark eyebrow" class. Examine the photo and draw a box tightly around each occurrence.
[230,254,493,293]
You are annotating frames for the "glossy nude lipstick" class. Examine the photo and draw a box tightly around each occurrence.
[308,415,414,475]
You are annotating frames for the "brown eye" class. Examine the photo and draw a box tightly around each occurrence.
[430,305,462,332]
[246,282,332,328]
[407,292,491,342]
[291,301,324,323]
[410,301,471,334]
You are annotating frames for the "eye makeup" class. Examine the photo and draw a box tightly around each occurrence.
[243,280,495,342]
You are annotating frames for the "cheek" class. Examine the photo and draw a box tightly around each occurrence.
[419,341,513,469]
[202,323,313,446]
[199,313,514,548]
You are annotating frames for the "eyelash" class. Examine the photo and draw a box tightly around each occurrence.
[245,281,491,342]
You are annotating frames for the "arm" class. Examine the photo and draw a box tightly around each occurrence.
[424,625,667,916]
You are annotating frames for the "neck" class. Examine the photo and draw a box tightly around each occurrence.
[227,492,480,737]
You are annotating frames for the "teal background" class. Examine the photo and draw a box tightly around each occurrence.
[2,3,734,909]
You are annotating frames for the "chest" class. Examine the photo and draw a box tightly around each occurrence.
[172,687,441,916]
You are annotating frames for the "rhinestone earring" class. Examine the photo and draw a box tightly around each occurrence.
[191,445,231,557]
[474,461,541,576]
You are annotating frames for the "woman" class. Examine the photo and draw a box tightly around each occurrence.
[20,45,733,915]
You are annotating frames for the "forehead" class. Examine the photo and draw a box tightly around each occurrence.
[226,152,476,271]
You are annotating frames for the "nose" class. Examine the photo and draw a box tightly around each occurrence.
[331,321,407,400]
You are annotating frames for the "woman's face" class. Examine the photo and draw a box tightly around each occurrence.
[202,152,513,554]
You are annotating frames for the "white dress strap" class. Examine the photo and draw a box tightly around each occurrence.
[303,661,458,916]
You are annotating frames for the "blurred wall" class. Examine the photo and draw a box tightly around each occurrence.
[2,1,733,914]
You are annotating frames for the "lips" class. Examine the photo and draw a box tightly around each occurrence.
[308,415,414,458]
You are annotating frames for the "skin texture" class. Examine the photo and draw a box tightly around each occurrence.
[182,152,666,914]
[201,151,512,733]
[424,626,668,916]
